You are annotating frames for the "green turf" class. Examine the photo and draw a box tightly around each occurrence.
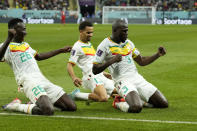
[0,24,197,130]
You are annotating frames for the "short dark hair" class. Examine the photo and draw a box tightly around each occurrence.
[8,18,23,29]
[79,21,93,31]
[112,19,127,31]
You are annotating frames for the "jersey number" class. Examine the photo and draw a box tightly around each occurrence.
[122,86,129,94]
[32,85,45,97]
[125,56,131,63]
[20,52,32,62]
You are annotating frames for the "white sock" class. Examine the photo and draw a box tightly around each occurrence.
[17,104,36,114]
[75,92,90,100]
[116,102,129,112]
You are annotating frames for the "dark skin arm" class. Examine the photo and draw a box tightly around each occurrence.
[134,46,166,66]
[35,46,72,61]
[67,62,82,87]
[92,54,122,75]
[0,29,16,60]
[93,46,166,74]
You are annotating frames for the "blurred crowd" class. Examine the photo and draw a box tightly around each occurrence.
[0,0,69,10]
[101,0,197,11]
[0,0,196,11]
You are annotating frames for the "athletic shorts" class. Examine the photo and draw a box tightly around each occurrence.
[20,73,65,104]
[82,73,114,95]
[115,73,157,102]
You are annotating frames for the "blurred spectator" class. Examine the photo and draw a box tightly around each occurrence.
[0,0,69,10]
[0,0,195,11]
[61,10,66,24]
[100,0,192,11]
[0,0,9,9]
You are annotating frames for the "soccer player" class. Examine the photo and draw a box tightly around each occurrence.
[92,19,168,113]
[67,21,115,102]
[0,18,76,115]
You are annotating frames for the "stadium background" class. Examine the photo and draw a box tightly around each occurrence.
[0,0,197,24]
[0,0,197,130]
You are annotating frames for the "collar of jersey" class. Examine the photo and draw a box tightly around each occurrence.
[108,37,127,46]
[78,40,90,45]
[10,41,25,45]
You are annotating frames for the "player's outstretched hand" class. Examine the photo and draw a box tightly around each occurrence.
[61,46,72,53]
[158,46,166,56]
[73,77,82,87]
[8,29,16,40]
[113,54,122,63]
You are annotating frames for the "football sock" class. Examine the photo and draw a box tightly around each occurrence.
[75,92,90,100]
[17,104,36,114]
[115,102,129,112]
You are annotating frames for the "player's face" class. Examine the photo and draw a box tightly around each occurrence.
[80,26,94,42]
[14,22,27,41]
[118,25,128,43]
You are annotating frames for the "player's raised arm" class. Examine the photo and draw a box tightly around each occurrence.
[35,46,72,61]
[0,29,15,60]
[134,46,166,66]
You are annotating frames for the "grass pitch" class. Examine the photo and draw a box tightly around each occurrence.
[0,23,197,130]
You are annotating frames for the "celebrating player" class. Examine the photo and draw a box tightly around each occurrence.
[93,19,168,113]
[0,18,76,115]
[67,21,115,102]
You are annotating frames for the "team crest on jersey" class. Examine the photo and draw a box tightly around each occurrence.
[109,42,132,56]
[81,45,95,56]
[9,42,29,52]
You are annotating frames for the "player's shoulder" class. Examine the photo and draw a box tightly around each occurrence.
[103,37,111,43]
[23,41,30,46]
[126,39,134,44]
[99,37,111,46]
[126,39,135,47]
[72,40,82,49]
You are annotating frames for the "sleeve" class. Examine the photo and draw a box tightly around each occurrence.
[93,41,107,64]
[29,46,38,57]
[26,43,37,57]
[128,40,140,58]
[68,45,81,65]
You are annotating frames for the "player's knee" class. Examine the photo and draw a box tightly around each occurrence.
[128,104,142,113]
[69,103,77,111]
[64,100,77,111]
[98,96,108,102]
[160,100,168,108]
[41,105,54,115]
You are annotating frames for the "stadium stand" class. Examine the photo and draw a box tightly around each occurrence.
[0,0,69,10]
[100,0,196,11]
[0,0,197,24]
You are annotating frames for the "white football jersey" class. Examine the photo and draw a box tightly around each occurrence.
[93,37,140,82]
[68,40,96,76]
[0,42,42,85]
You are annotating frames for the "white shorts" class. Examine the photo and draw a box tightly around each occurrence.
[21,73,65,104]
[115,73,157,102]
[82,73,114,95]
